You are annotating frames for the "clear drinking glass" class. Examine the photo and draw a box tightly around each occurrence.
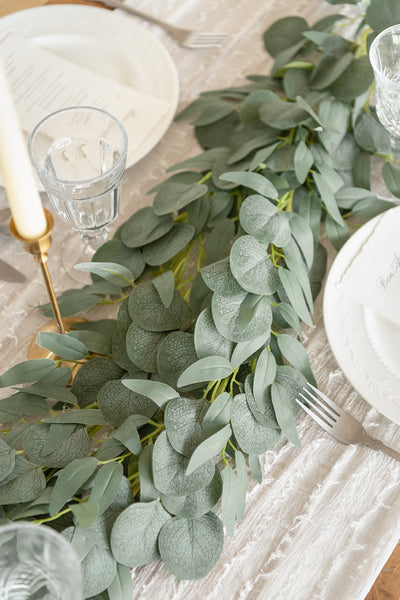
[369,24,400,158]
[28,106,128,269]
[0,522,82,599]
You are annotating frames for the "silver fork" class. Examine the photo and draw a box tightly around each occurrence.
[296,382,400,461]
[88,0,228,49]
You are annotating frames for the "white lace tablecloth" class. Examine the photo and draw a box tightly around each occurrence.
[1,1,400,599]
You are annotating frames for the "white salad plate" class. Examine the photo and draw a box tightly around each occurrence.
[0,4,179,175]
[323,208,400,424]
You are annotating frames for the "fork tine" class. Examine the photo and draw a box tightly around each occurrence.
[298,392,335,427]
[305,382,341,416]
[301,386,338,422]
[296,396,333,431]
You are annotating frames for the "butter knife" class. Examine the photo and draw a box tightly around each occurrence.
[0,259,26,283]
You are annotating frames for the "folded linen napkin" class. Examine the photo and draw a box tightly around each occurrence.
[0,32,170,158]
[337,206,400,325]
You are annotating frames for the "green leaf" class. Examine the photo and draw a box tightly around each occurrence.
[313,171,344,226]
[157,331,199,390]
[98,378,157,427]
[0,438,16,483]
[177,356,232,387]
[278,269,313,327]
[153,431,215,496]
[201,257,243,297]
[352,151,371,190]
[240,195,289,246]
[122,378,177,409]
[92,239,145,281]
[16,382,77,406]
[310,52,354,90]
[128,281,191,332]
[235,450,247,523]
[253,348,277,412]
[23,423,91,468]
[204,218,236,265]
[186,424,232,475]
[201,392,232,436]
[354,113,391,155]
[0,359,55,388]
[142,224,195,266]
[221,465,237,537]
[165,397,209,457]
[230,235,279,295]
[70,501,99,530]
[0,456,46,504]
[111,500,171,568]
[139,444,158,502]
[212,290,272,343]
[89,462,124,517]
[219,171,278,199]
[277,334,316,385]
[126,323,166,373]
[49,457,98,517]
[325,214,350,251]
[161,467,222,519]
[259,92,309,129]
[112,416,142,455]
[271,381,300,447]
[107,563,134,600]
[36,331,88,361]
[167,147,229,172]
[366,0,400,33]
[153,182,208,216]
[231,393,280,454]
[158,512,224,579]
[263,16,308,57]
[249,453,263,484]
[230,332,269,370]
[152,270,175,308]
[382,162,400,198]
[194,308,233,361]
[68,330,112,356]
[71,357,125,409]
[294,141,314,184]
[120,206,173,248]
[74,262,134,287]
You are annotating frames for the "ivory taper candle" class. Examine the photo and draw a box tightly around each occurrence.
[0,60,46,239]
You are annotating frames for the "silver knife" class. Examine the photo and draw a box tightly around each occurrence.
[0,259,26,283]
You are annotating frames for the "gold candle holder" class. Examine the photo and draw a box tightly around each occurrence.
[10,208,83,360]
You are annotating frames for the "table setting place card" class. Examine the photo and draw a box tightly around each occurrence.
[0,31,171,157]
[337,207,400,325]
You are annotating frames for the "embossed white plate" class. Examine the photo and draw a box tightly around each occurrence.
[323,209,400,424]
[0,4,179,173]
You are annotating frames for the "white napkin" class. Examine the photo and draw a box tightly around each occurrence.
[337,206,400,324]
[0,32,170,158]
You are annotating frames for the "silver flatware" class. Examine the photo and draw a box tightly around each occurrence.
[0,258,26,283]
[85,0,228,49]
[296,382,400,461]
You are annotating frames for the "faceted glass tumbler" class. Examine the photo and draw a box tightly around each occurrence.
[369,25,400,149]
[0,522,82,599]
[28,106,128,249]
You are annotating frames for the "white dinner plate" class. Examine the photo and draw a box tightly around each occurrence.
[323,209,400,424]
[0,4,179,181]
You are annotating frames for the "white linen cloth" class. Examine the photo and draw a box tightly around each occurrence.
[1,1,400,600]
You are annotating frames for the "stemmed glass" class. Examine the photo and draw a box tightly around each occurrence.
[369,25,400,161]
[28,106,128,279]
[0,522,82,599]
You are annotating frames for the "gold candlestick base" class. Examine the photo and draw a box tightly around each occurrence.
[10,209,85,362]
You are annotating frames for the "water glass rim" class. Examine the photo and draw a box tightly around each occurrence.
[369,24,400,88]
[28,105,129,186]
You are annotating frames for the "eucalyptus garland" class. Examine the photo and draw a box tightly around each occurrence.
[1,0,400,597]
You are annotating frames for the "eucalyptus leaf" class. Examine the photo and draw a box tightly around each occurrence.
[277,334,316,385]
[239,194,291,247]
[219,171,278,199]
[0,438,16,483]
[194,307,233,361]
[128,281,191,332]
[158,512,224,580]
[161,467,222,519]
[0,359,55,388]
[139,444,159,503]
[152,270,175,308]
[89,462,124,517]
[164,396,209,457]
[121,378,177,409]
[112,416,141,455]
[231,393,280,454]
[71,358,125,409]
[142,224,195,266]
[212,289,272,343]
[92,239,145,281]
[0,456,46,504]
[177,356,232,388]
[153,182,208,216]
[278,269,313,327]
[248,453,263,484]
[271,381,300,447]
[253,348,277,412]
[23,423,91,468]
[204,218,236,265]
[263,17,308,58]
[221,465,237,537]
[126,322,166,373]
[366,0,400,33]
[74,262,134,287]
[201,392,233,436]
[186,424,232,475]
[120,206,174,249]
[98,379,158,427]
[230,235,279,295]
[157,331,199,390]
[49,457,98,517]
[107,563,134,600]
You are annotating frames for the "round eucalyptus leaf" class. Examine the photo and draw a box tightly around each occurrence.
[120,206,174,248]
[111,329,138,371]
[116,298,132,334]
[70,358,125,409]
[263,16,308,57]
[153,431,215,496]
[110,500,170,568]
[92,239,145,281]
[231,393,280,454]
[201,258,244,297]
[82,544,117,597]
[128,281,191,332]
[158,512,224,580]
[161,467,222,518]
[239,195,291,246]
[126,322,167,373]
[97,379,158,428]
[156,331,199,389]
[194,307,233,360]
[212,290,272,343]
[23,423,91,468]
[142,224,195,266]
[259,91,309,129]
[0,438,16,483]
[354,112,391,155]
[0,456,46,504]
[230,235,279,295]
[244,373,279,428]
[164,396,209,457]
[240,90,281,128]
[365,0,400,33]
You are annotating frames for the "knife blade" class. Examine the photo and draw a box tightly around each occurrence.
[0,259,26,283]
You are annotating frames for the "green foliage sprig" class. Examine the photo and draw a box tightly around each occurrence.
[2,0,400,597]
